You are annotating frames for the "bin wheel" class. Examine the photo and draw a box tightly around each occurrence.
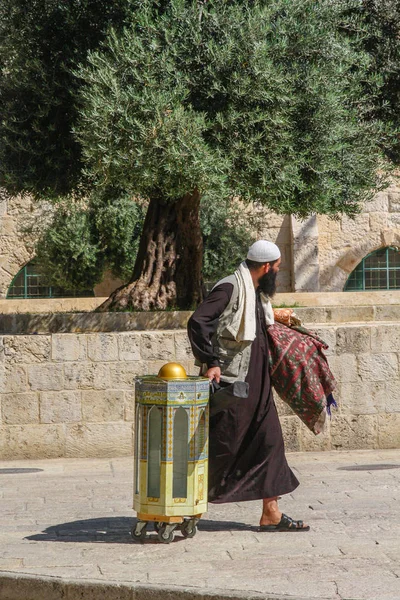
[153,521,163,533]
[131,521,147,542]
[157,526,175,544]
[181,520,197,539]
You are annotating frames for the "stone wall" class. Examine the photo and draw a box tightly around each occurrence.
[293,179,400,292]
[0,190,122,298]
[2,181,400,297]
[0,190,293,296]
[1,312,400,459]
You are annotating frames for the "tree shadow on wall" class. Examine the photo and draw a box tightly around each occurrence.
[26,516,252,544]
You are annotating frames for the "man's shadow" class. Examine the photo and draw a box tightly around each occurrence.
[26,517,253,544]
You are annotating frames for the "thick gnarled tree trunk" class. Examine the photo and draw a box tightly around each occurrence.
[98,190,203,311]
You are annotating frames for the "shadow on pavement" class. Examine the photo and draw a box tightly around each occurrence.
[26,517,253,544]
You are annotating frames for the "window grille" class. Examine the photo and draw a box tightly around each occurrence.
[6,262,94,299]
[344,247,400,291]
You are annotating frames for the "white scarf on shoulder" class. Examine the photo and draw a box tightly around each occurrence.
[225,261,275,342]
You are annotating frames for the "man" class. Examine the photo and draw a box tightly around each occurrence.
[187,240,309,531]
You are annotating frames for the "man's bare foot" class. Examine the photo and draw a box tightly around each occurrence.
[259,496,282,526]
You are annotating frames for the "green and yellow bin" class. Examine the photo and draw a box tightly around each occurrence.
[131,363,209,543]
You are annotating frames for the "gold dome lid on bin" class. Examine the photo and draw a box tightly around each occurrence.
[157,362,187,380]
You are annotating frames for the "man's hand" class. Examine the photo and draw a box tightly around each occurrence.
[206,366,221,383]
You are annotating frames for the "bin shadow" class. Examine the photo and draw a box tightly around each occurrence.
[26,517,252,544]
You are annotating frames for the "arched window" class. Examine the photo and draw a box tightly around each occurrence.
[344,247,400,291]
[6,261,94,299]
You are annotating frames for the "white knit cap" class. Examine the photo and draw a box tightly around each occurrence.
[247,240,281,263]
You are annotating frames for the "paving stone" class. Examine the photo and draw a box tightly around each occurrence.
[0,450,400,600]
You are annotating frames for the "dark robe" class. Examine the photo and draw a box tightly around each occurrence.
[187,282,299,504]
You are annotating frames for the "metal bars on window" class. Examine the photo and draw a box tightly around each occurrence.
[6,262,94,299]
[344,247,400,291]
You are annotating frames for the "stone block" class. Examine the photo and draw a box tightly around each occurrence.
[82,390,124,422]
[357,353,398,381]
[370,324,400,353]
[317,215,341,233]
[274,395,295,417]
[257,210,288,229]
[374,305,400,321]
[182,359,199,376]
[388,189,400,212]
[293,264,320,293]
[328,354,358,383]
[308,326,336,356]
[174,332,194,361]
[3,364,28,392]
[383,380,400,413]
[118,333,141,361]
[336,326,370,355]
[0,196,7,216]
[64,362,110,390]
[299,420,331,452]
[293,307,327,324]
[0,216,17,236]
[387,212,400,228]
[339,381,386,415]
[40,391,81,423]
[3,335,50,364]
[66,582,134,600]
[0,336,4,362]
[140,332,175,361]
[369,212,388,231]
[52,334,87,362]
[335,250,360,273]
[0,574,67,600]
[330,414,378,450]
[364,190,389,212]
[279,416,301,452]
[124,389,136,422]
[377,414,400,449]
[291,214,318,240]
[326,306,375,323]
[0,423,66,459]
[87,333,119,362]
[109,362,146,389]
[1,392,39,424]
[340,213,370,234]
[65,422,133,458]
[28,364,64,391]
[276,268,291,292]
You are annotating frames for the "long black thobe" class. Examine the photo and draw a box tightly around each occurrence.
[188,282,299,503]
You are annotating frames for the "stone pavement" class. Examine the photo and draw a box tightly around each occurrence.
[1,450,400,600]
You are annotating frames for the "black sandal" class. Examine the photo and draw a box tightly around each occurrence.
[259,513,310,532]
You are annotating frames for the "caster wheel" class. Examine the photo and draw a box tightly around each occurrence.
[153,521,163,533]
[131,521,147,542]
[181,520,197,538]
[157,526,175,544]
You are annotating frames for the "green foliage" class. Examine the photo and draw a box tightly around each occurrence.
[35,192,146,290]
[342,1,400,164]
[35,202,103,290]
[0,0,134,198]
[201,198,254,281]
[34,190,251,289]
[76,0,387,219]
[2,0,397,300]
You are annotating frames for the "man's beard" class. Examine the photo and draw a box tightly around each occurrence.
[258,270,277,297]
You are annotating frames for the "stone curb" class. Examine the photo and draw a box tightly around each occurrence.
[0,312,192,334]
[0,572,335,600]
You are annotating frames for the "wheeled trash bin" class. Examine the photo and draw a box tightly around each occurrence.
[132,362,209,543]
